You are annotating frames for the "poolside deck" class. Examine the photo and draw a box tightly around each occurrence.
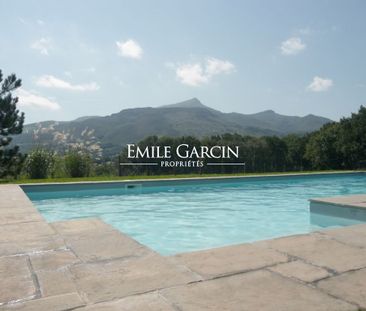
[1,185,366,310]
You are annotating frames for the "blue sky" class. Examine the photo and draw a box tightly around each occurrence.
[1,0,365,123]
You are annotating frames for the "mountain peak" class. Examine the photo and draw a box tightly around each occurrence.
[159,98,208,109]
[248,109,278,118]
[258,109,276,115]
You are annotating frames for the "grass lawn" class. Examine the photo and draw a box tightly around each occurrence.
[0,170,363,184]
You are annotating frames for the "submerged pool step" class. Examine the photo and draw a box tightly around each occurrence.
[124,184,143,193]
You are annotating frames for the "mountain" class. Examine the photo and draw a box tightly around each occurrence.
[14,98,332,157]
[159,98,212,109]
[73,116,99,122]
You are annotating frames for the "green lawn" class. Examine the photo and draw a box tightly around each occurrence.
[0,170,363,184]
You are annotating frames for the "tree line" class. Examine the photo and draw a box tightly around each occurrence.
[118,106,366,175]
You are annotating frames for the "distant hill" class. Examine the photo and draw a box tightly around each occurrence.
[14,98,332,157]
[159,98,211,109]
[72,116,99,122]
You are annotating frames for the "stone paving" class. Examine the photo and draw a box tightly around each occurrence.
[1,184,366,310]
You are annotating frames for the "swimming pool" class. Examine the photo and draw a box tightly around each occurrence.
[23,173,366,255]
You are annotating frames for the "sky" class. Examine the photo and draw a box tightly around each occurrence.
[1,0,365,124]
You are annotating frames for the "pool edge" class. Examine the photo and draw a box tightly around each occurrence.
[19,170,366,188]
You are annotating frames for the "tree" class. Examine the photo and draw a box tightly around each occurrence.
[336,106,366,169]
[64,151,92,177]
[305,122,343,170]
[25,148,56,179]
[0,70,25,178]
[264,136,288,171]
[283,134,309,171]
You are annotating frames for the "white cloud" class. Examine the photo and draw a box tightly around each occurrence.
[174,57,235,87]
[307,76,333,92]
[17,89,60,110]
[37,19,45,26]
[116,39,143,59]
[176,63,209,87]
[36,75,99,91]
[281,37,306,55]
[31,37,52,55]
[205,58,235,76]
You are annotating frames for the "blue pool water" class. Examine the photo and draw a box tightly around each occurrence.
[24,173,366,255]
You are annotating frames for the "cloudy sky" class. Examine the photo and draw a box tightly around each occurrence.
[1,0,365,123]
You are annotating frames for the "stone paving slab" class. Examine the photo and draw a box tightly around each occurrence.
[172,243,288,279]
[63,230,150,262]
[0,256,35,304]
[320,223,366,248]
[52,218,152,261]
[0,236,66,257]
[317,268,366,309]
[0,256,30,277]
[268,260,332,283]
[0,275,35,306]
[51,218,115,237]
[0,186,38,211]
[36,269,78,298]
[0,273,35,305]
[0,293,85,311]
[0,222,56,243]
[0,200,34,209]
[30,249,80,271]
[79,292,175,311]
[257,232,366,273]
[0,208,43,225]
[161,269,357,311]
[70,252,200,303]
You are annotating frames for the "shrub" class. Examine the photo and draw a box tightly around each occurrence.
[52,155,67,178]
[25,148,55,179]
[64,151,92,177]
[94,161,117,176]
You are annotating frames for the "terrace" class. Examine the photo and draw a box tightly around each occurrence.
[1,183,366,310]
